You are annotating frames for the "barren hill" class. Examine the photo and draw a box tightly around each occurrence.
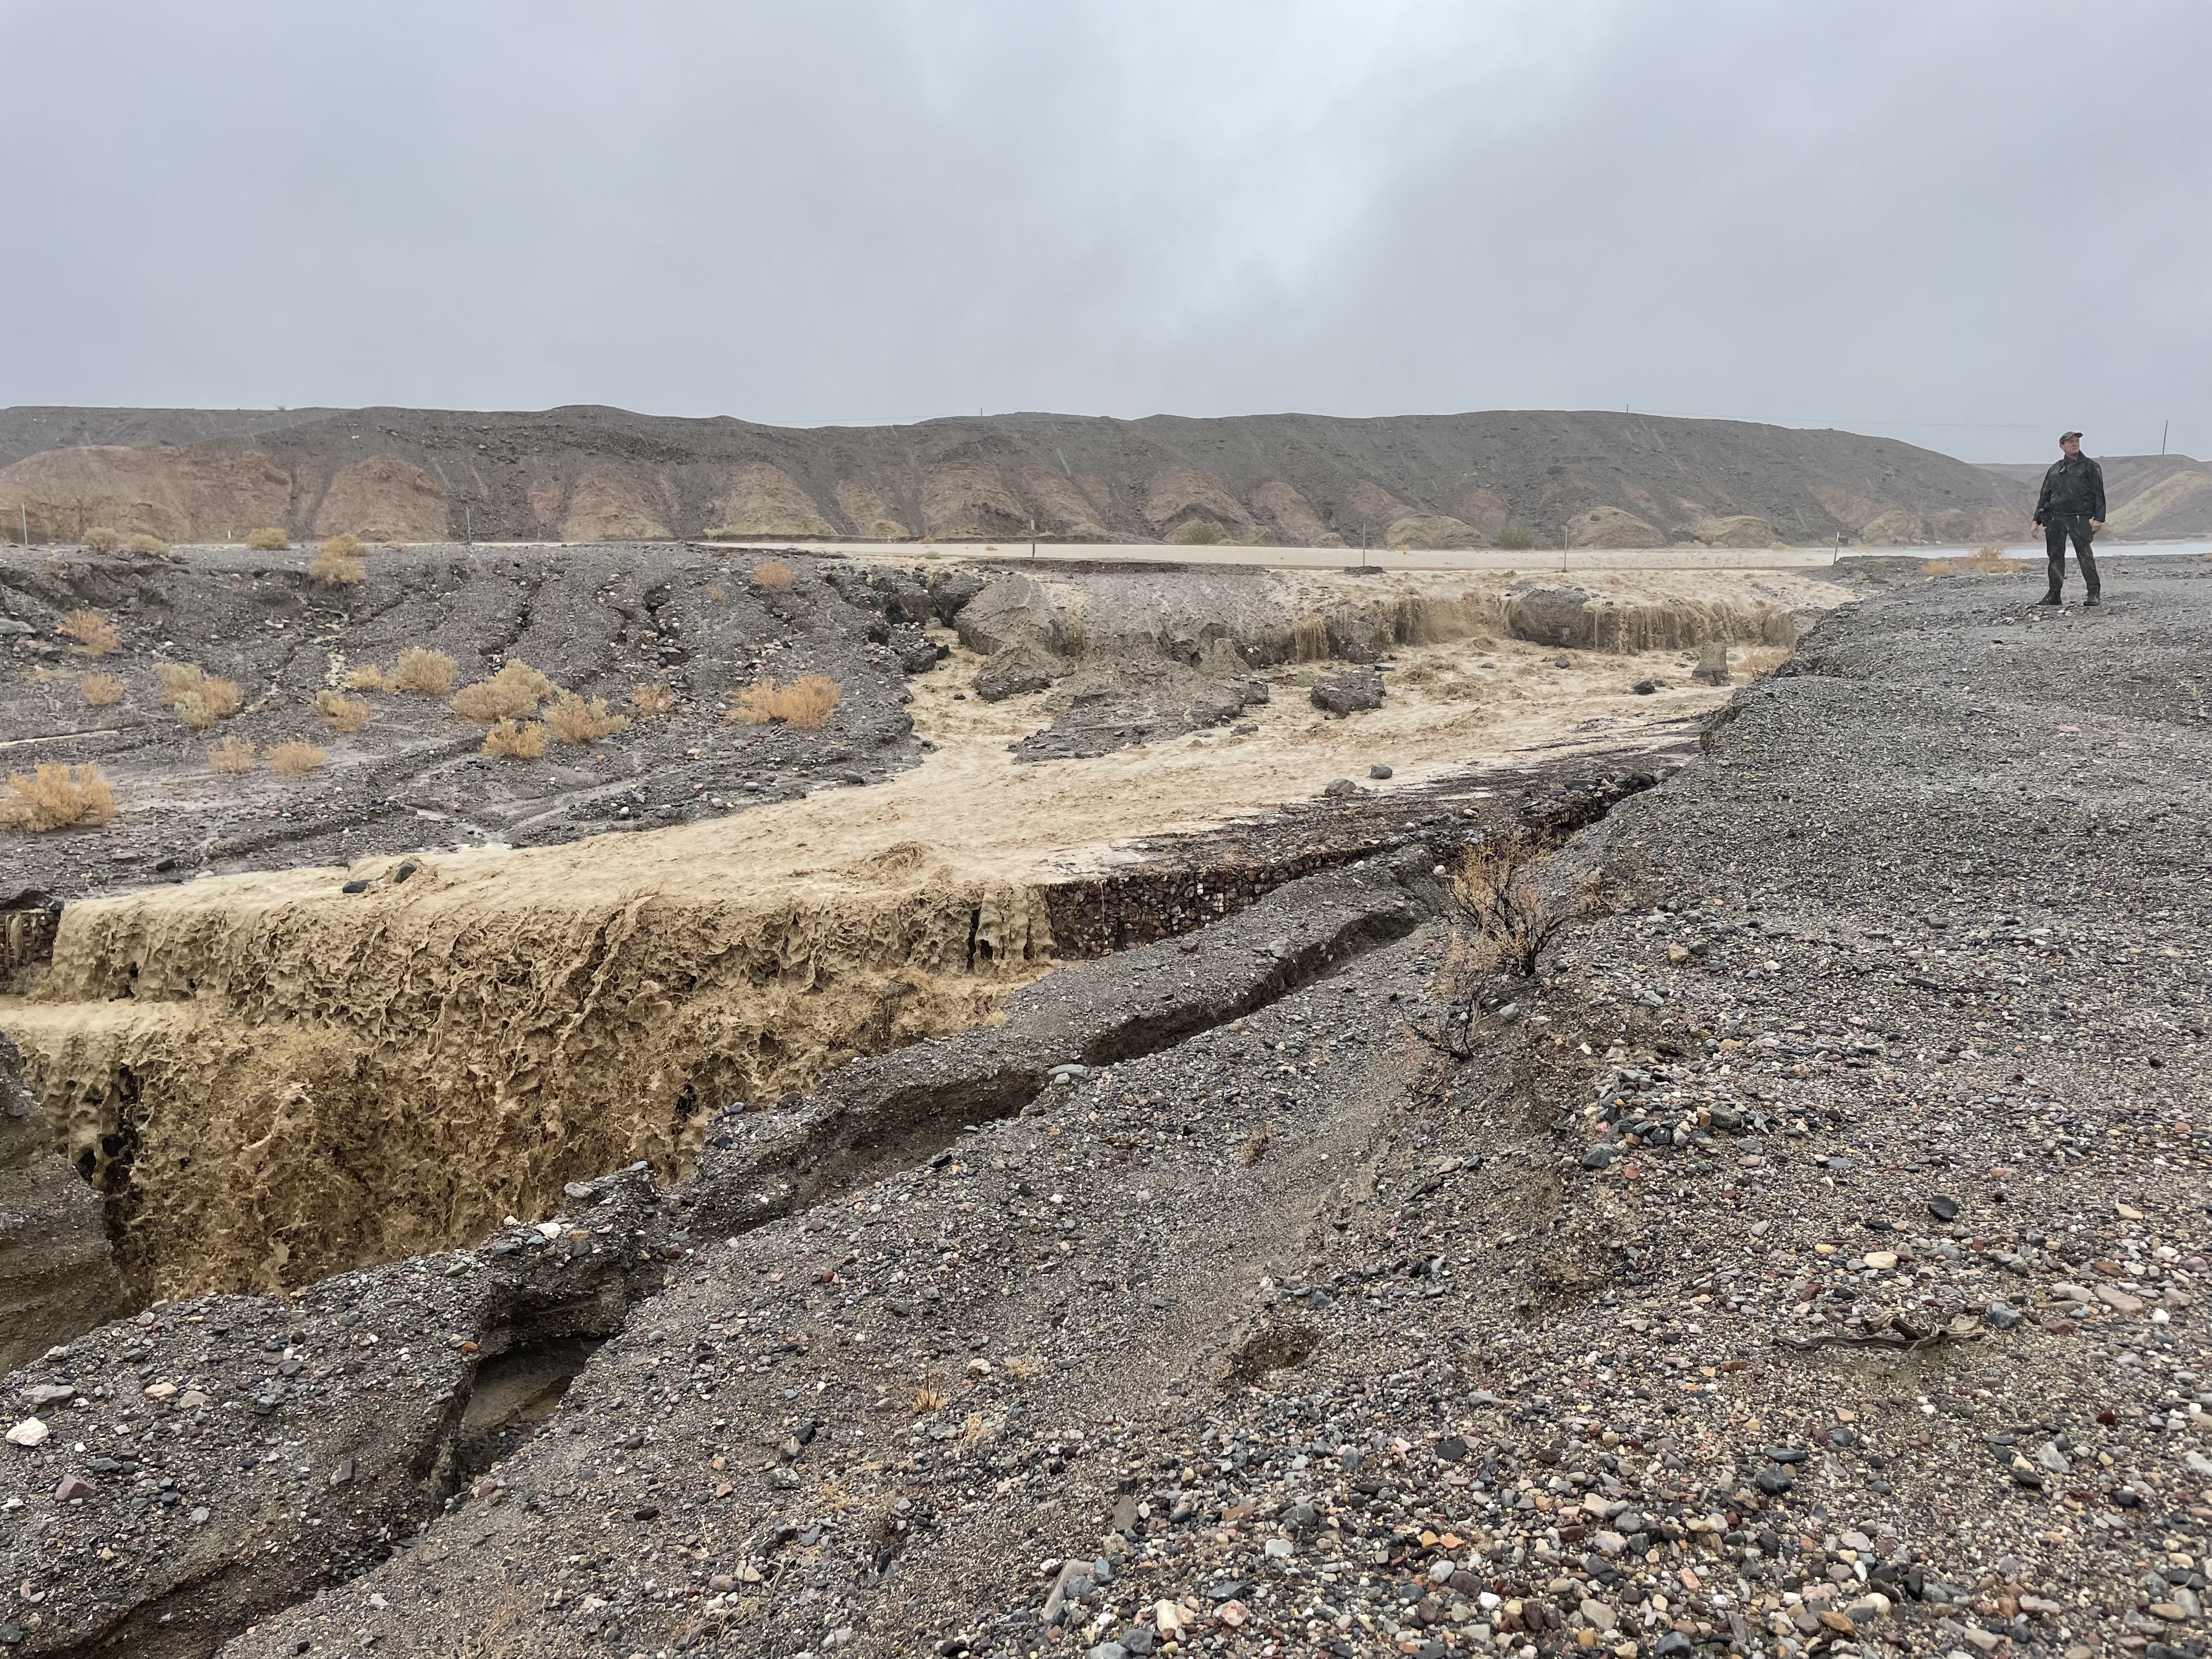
[0,404,2035,549]
[1983,453,2212,538]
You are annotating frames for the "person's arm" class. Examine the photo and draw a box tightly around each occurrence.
[2034,465,2053,525]
[2089,459,2106,526]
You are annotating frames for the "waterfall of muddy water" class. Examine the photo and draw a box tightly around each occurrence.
[0,566,1848,1301]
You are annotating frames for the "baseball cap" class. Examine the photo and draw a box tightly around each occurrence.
[2059,430,2084,442]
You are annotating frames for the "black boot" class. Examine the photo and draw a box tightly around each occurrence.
[2035,591,2062,606]
[2084,592,2102,607]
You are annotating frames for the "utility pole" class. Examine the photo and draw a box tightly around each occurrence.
[1030,516,1037,561]
[2162,420,2169,456]
[19,505,27,549]
[464,503,473,546]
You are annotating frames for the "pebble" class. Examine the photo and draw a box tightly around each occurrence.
[4,1418,49,1448]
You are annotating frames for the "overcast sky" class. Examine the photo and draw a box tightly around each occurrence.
[3,1,2208,461]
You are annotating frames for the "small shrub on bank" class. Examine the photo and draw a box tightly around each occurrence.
[80,673,123,707]
[312,690,373,732]
[384,539,408,552]
[246,527,290,551]
[82,527,122,553]
[752,560,794,592]
[543,692,628,744]
[320,533,366,559]
[1498,526,1538,551]
[58,609,121,656]
[311,544,366,585]
[345,664,387,691]
[207,737,256,773]
[0,763,116,831]
[266,740,326,776]
[0,761,116,830]
[168,673,242,729]
[391,647,458,695]
[726,674,840,730]
[481,718,546,759]
[1169,520,1223,546]
[452,660,555,721]
[124,533,169,557]
[629,682,678,717]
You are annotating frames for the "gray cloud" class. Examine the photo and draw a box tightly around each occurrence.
[3,0,2206,460]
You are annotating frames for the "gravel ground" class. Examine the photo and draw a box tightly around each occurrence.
[5,561,2210,1659]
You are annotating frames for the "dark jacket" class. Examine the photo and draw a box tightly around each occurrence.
[2035,453,2106,523]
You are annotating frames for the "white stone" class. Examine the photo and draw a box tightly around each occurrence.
[5,1418,50,1448]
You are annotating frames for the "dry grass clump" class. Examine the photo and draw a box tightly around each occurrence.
[383,539,408,552]
[542,691,629,744]
[82,526,122,553]
[58,608,121,656]
[390,647,459,694]
[1002,1355,1045,1384]
[311,543,366,585]
[726,674,840,730]
[124,533,170,557]
[1240,1122,1273,1166]
[911,1385,950,1416]
[628,682,678,717]
[481,718,546,759]
[320,533,366,558]
[752,560,794,592]
[312,690,373,732]
[1169,519,1223,546]
[0,763,116,831]
[207,737,256,773]
[344,664,387,691]
[157,665,243,729]
[453,660,555,721]
[266,740,327,776]
[246,527,290,551]
[80,673,124,707]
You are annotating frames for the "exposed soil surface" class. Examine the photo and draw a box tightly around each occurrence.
[3,558,2208,1659]
[0,405,2040,550]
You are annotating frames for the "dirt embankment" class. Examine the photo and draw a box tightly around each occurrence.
[0,403,2036,549]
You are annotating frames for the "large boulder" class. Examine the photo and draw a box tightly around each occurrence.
[972,642,1069,702]
[1310,667,1385,716]
[1566,506,1664,549]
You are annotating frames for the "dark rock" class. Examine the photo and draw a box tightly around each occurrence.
[1322,778,1360,799]
[1929,1195,1960,1222]
[1632,679,1659,695]
[1369,764,1393,780]
[1310,668,1384,716]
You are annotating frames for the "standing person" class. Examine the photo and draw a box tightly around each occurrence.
[2033,431,2106,606]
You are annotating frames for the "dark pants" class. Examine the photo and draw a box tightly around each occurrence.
[2043,515,2100,596]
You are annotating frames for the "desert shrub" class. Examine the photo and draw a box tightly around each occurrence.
[0,763,116,831]
[706,585,727,603]
[390,647,458,694]
[452,660,555,721]
[207,737,256,773]
[481,718,546,759]
[384,539,408,552]
[170,674,242,730]
[124,533,169,557]
[1497,526,1538,551]
[311,544,366,586]
[266,740,326,776]
[1443,832,1601,981]
[155,662,206,704]
[726,674,841,730]
[345,664,387,691]
[752,560,794,592]
[1169,520,1223,546]
[542,692,629,744]
[320,533,366,559]
[246,527,290,551]
[312,690,373,732]
[629,682,678,717]
[58,609,121,656]
[264,743,323,778]
[80,673,123,707]
[82,526,122,553]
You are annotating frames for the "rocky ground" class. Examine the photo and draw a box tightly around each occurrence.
[2,560,2208,1659]
[0,541,964,901]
